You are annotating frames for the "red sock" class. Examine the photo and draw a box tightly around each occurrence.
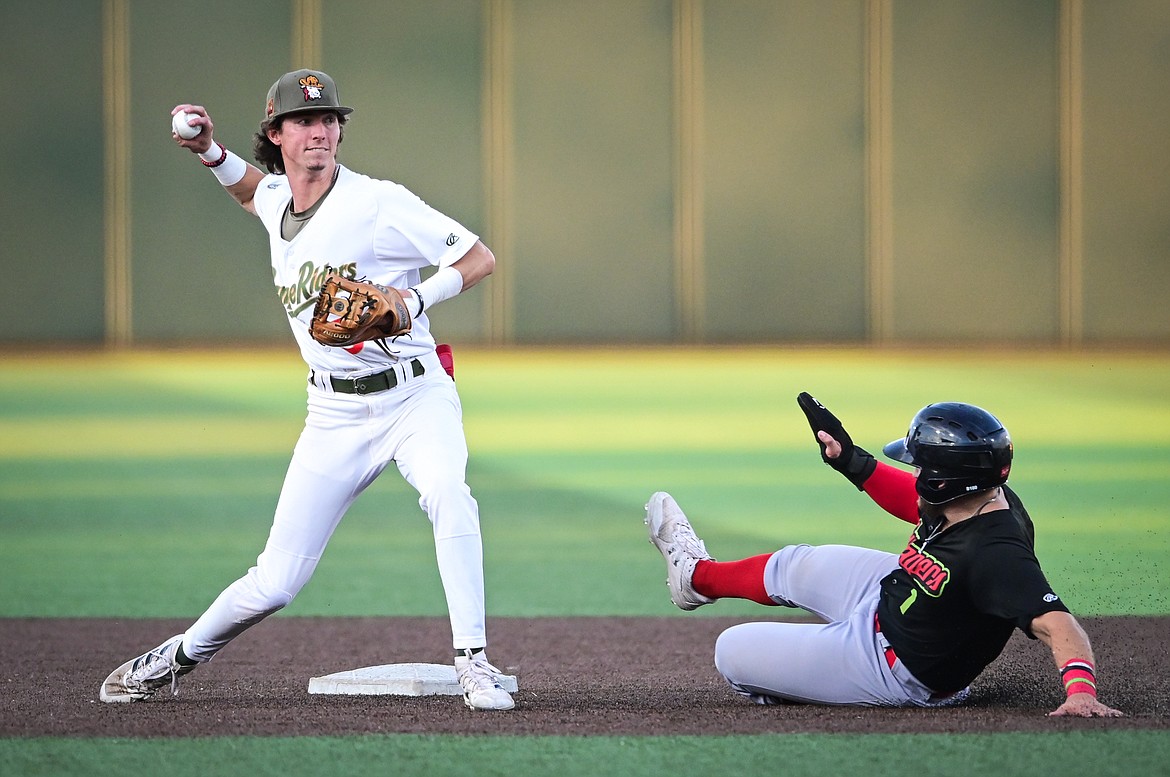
[691,554,775,605]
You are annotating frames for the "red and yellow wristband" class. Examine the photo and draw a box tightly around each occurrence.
[1060,658,1097,698]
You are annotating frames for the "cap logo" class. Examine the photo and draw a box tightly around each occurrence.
[299,75,326,103]
[266,70,351,121]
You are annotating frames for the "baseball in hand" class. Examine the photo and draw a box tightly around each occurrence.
[171,111,200,140]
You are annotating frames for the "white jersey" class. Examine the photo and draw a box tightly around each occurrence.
[252,164,477,375]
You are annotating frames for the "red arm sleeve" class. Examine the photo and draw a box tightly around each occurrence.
[862,461,920,524]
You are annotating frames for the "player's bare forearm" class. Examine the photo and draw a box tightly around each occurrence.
[449,241,495,290]
[1032,610,1094,666]
[1031,611,1124,717]
[229,166,267,215]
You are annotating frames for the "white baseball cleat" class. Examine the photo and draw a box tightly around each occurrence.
[99,634,197,703]
[645,491,715,611]
[455,650,515,711]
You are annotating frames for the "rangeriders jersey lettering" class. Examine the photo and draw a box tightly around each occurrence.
[275,261,357,313]
[251,165,478,375]
[876,486,1069,694]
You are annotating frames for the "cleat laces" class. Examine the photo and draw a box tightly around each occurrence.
[127,643,184,696]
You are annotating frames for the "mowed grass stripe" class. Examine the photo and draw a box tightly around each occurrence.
[1,731,1166,777]
[1,349,1167,617]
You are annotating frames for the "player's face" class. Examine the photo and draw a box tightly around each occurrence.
[270,111,342,173]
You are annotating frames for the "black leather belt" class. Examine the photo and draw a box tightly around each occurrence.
[327,359,425,395]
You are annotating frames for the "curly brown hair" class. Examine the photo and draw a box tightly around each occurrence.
[251,112,348,175]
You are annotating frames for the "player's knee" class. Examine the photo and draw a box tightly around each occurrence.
[261,588,295,611]
[245,566,299,611]
[713,625,750,683]
[417,484,478,526]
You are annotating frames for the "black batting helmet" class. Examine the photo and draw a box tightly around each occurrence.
[882,402,1013,504]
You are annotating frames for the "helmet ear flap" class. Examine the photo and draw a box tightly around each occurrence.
[918,476,958,504]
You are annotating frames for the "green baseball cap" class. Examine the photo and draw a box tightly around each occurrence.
[264,69,354,122]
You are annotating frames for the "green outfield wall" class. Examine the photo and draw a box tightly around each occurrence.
[3,0,1168,347]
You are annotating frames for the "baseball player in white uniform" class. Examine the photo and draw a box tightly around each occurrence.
[99,69,514,711]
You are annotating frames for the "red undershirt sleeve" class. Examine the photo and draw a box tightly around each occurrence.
[862,461,920,524]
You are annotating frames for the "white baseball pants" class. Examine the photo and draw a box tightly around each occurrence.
[183,352,489,660]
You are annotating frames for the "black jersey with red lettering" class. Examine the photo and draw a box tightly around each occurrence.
[876,486,1069,694]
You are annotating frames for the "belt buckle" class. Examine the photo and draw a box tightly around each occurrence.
[352,377,370,395]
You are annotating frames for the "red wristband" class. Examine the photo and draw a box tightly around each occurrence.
[200,142,228,168]
[1060,658,1097,697]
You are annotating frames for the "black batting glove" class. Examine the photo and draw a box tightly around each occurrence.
[796,392,876,490]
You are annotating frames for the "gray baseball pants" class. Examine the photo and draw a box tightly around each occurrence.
[713,543,966,707]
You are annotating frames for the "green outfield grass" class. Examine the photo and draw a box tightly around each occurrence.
[2,731,1167,777]
[1,347,1168,774]
[2,347,1167,618]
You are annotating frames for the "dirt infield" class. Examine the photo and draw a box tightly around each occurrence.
[3,616,1166,737]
